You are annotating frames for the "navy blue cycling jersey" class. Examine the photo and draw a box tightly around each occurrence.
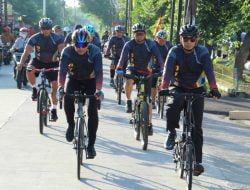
[106,36,129,58]
[162,44,217,89]
[28,32,64,63]
[59,44,103,90]
[152,40,172,69]
[117,39,164,74]
[90,32,101,49]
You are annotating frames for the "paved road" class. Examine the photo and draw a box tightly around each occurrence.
[0,60,249,190]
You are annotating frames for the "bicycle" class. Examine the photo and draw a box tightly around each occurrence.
[34,67,58,134]
[115,70,124,105]
[63,92,95,180]
[159,89,207,190]
[155,77,166,119]
[127,73,159,150]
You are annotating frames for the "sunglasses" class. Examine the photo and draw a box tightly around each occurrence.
[41,27,51,30]
[75,42,89,48]
[183,36,196,42]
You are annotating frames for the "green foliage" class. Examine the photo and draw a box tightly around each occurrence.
[131,0,171,37]
[10,0,64,28]
[79,0,116,26]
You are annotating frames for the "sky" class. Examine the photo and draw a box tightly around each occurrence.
[64,0,80,8]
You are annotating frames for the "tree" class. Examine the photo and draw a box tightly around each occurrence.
[79,0,117,26]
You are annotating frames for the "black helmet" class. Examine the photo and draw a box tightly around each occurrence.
[39,18,53,29]
[74,24,83,30]
[114,25,125,32]
[72,28,91,44]
[132,23,146,33]
[179,24,199,37]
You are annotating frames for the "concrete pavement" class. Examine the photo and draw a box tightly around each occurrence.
[0,60,249,190]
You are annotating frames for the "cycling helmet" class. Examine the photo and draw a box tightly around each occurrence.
[72,28,91,44]
[115,25,125,32]
[156,30,167,39]
[53,25,61,31]
[3,26,11,33]
[19,27,29,33]
[179,24,199,37]
[74,24,83,30]
[132,23,146,33]
[84,25,95,36]
[39,18,53,29]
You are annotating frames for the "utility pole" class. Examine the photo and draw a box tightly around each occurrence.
[74,0,77,25]
[61,0,65,26]
[43,0,46,17]
[176,0,182,44]
[125,0,128,33]
[3,0,7,25]
[170,0,175,44]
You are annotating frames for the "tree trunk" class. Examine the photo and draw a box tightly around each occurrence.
[234,31,250,80]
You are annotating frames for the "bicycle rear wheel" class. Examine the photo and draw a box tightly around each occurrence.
[186,143,194,190]
[77,118,84,180]
[140,101,149,150]
[16,68,23,89]
[160,96,166,119]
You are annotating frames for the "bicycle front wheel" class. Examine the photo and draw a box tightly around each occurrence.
[39,90,46,134]
[186,143,194,190]
[133,100,140,140]
[140,101,149,150]
[117,77,122,105]
[77,118,84,180]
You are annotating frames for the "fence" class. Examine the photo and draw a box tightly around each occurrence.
[214,67,250,95]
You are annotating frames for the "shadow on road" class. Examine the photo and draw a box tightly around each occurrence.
[80,163,176,190]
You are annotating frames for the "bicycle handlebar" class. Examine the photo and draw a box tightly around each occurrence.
[34,67,59,73]
[158,89,210,98]
[124,72,161,81]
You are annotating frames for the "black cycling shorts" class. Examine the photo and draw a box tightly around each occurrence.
[28,58,59,82]
[125,69,152,97]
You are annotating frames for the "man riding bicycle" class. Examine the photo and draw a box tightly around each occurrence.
[116,23,164,135]
[151,30,172,108]
[18,18,64,121]
[58,28,103,159]
[104,25,129,87]
[161,24,221,176]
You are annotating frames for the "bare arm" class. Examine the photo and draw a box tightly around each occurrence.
[20,45,33,66]
[57,43,65,54]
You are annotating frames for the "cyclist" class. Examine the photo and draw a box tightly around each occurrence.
[151,30,172,108]
[58,28,103,159]
[64,24,82,46]
[161,24,221,176]
[104,25,129,87]
[53,25,65,40]
[0,26,15,65]
[18,18,64,121]
[10,27,30,78]
[84,25,102,49]
[1,26,15,45]
[10,27,29,53]
[101,30,109,51]
[116,23,164,135]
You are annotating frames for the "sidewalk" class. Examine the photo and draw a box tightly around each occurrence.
[204,96,250,116]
